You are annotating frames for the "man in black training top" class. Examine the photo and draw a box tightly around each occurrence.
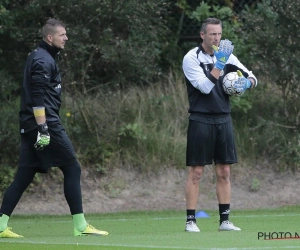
[0,18,108,238]
[182,17,257,232]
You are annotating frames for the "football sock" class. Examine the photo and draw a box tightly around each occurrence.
[186,209,196,222]
[72,213,87,232]
[219,204,230,225]
[0,214,10,231]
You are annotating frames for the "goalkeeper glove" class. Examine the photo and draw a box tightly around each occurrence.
[234,70,252,93]
[34,123,50,150]
[212,39,234,70]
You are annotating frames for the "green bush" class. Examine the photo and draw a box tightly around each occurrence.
[240,0,300,169]
[0,71,20,191]
[23,0,172,91]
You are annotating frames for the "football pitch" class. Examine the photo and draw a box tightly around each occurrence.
[0,206,300,250]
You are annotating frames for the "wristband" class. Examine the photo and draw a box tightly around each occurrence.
[33,107,45,117]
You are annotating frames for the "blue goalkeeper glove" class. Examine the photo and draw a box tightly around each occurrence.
[34,123,50,150]
[212,39,234,70]
[234,70,252,93]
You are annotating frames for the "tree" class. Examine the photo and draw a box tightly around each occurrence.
[0,0,172,93]
[242,0,300,168]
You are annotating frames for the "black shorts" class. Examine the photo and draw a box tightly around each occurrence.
[19,122,78,173]
[186,116,237,166]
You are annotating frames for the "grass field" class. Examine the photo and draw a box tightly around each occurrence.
[0,206,300,250]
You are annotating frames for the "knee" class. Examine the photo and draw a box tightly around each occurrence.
[60,162,81,177]
[12,168,36,191]
[188,166,204,184]
[72,162,81,177]
[216,165,230,182]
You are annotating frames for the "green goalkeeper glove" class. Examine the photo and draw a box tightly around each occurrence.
[34,123,50,150]
[212,39,234,70]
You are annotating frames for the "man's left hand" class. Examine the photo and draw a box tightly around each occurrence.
[234,70,251,93]
[34,123,50,150]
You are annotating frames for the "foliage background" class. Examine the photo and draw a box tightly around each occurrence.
[1,0,300,192]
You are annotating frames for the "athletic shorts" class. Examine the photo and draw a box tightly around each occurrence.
[186,116,237,166]
[18,122,78,173]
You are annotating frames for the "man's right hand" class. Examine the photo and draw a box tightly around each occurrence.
[34,123,50,150]
[212,39,234,70]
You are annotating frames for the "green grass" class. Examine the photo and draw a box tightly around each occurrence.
[1,206,300,250]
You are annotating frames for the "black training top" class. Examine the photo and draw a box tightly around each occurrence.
[19,40,62,133]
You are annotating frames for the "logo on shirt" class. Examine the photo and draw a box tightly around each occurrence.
[55,84,61,89]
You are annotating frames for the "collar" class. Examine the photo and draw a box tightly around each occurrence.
[196,44,214,58]
[39,40,60,59]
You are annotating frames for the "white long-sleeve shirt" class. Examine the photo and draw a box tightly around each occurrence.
[182,45,257,115]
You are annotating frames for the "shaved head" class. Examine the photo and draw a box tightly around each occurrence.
[41,19,66,39]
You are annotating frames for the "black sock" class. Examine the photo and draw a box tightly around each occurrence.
[219,204,230,225]
[186,209,196,222]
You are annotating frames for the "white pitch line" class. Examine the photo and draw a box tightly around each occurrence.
[10,212,300,224]
[1,240,300,250]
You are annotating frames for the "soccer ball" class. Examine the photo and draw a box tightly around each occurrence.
[222,72,245,97]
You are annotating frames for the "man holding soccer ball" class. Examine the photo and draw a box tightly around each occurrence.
[182,17,257,232]
[0,19,108,238]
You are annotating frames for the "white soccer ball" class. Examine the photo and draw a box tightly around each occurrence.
[222,72,245,97]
